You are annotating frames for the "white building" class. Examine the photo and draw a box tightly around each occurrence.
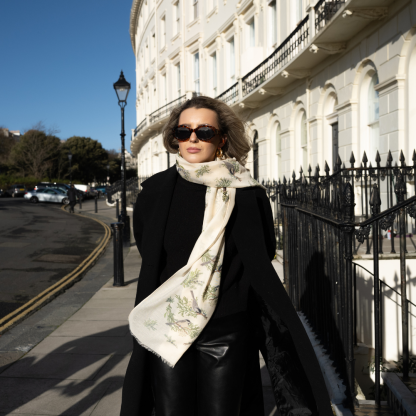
[130,0,416,183]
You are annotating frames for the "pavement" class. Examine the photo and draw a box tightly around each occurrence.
[0,197,282,416]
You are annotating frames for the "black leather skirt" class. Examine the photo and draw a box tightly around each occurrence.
[149,311,264,416]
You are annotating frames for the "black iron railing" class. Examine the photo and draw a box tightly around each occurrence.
[134,118,147,136]
[275,148,416,408]
[106,176,149,208]
[149,94,187,124]
[315,0,346,33]
[216,82,239,105]
[242,15,309,96]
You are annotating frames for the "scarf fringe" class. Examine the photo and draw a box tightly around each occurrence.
[129,328,175,368]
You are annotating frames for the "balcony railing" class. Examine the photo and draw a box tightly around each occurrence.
[216,82,239,105]
[315,0,346,33]
[242,15,310,97]
[134,118,147,136]
[149,94,187,124]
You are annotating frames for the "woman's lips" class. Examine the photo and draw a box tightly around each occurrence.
[187,148,201,153]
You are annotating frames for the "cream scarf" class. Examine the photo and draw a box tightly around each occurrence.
[128,155,263,367]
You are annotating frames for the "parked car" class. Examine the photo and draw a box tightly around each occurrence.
[24,188,69,205]
[35,183,84,200]
[92,186,107,195]
[0,189,6,198]
[74,184,92,199]
[6,184,26,197]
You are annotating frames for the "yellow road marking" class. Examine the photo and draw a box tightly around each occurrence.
[0,205,111,333]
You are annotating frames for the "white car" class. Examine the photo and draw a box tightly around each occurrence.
[24,189,69,205]
[74,184,92,198]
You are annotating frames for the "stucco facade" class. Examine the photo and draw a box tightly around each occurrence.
[130,0,416,188]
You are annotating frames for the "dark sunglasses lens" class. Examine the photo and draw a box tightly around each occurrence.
[196,127,216,141]
[175,127,191,141]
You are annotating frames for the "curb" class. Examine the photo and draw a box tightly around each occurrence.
[0,205,112,335]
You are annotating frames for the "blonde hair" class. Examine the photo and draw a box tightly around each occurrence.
[162,95,251,166]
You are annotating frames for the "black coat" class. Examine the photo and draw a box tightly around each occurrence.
[120,165,332,416]
[67,188,77,202]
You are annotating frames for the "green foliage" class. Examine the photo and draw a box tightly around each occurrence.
[164,334,177,347]
[144,319,157,331]
[64,136,109,184]
[181,269,203,289]
[10,130,61,180]
[202,284,219,305]
[0,174,70,189]
[393,355,416,373]
[215,178,232,188]
[195,165,210,178]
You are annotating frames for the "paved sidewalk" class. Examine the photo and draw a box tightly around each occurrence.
[0,197,279,415]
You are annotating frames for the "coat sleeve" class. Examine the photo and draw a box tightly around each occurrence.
[132,189,146,256]
[254,187,276,261]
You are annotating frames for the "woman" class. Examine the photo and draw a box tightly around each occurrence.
[120,96,332,416]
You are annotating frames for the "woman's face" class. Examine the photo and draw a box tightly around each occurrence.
[177,107,226,164]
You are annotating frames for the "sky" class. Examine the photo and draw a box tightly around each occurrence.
[0,0,136,152]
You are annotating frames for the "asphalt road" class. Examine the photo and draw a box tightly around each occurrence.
[0,197,104,320]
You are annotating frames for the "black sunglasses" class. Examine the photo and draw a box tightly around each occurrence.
[173,124,221,142]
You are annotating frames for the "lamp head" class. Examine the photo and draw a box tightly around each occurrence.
[114,71,131,104]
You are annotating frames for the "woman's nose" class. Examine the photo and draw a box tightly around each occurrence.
[189,132,198,142]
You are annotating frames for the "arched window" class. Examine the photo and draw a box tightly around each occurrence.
[275,123,282,179]
[253,130,259,180]
[368,74,379,161]
[300,112,308,170]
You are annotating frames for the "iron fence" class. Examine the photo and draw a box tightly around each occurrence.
[242,15,310,97]
[315,0,346,33]
[274,148,416,408]
[149,94,187,124]
[106,176,149,209]
[216,82,239,105]
[134,118,147,137]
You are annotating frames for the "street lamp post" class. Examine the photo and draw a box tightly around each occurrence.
[106,164,110,185]
[113,71,131,246]
[68,151,73,184]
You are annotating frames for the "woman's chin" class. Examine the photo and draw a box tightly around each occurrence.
[183,153,214,164]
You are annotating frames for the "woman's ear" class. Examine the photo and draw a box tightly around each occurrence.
[218,136,227,148]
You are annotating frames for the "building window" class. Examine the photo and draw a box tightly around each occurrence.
[368,73,379,162]
[229,37,235,83]
[275,123,282,179]
[300,112,307,170]
[212,52,217,96]
[249,19,255,47]
[193,0,198,20]
[177,63,181,98]
[296,0,302,24]
[175,1,180,34]
[160,16,166,48]
[269,1,277,46]
[194,52,200,93]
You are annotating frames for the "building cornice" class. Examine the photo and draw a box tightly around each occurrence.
[130,0,143,53]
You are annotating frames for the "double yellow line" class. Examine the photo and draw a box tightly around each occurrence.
[0,206,112,334]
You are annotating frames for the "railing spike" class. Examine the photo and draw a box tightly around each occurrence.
[387,150,393,163]
[350,151,355,164]
[261,179,265,185]
[324,161,330,174]
[292,170,296,179]
[400,150,405,165]
[369,162,373,169]
[413,149,416,162]
[283,176,287,184]
[362,151,368,164]
[375,150,381,164]
[342,162,346,169]
[300,166,303,175]
[308,164,312,174]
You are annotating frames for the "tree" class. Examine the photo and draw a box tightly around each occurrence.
[0,127,18,173]
[64,136,109,184]
[9,129,61,179]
